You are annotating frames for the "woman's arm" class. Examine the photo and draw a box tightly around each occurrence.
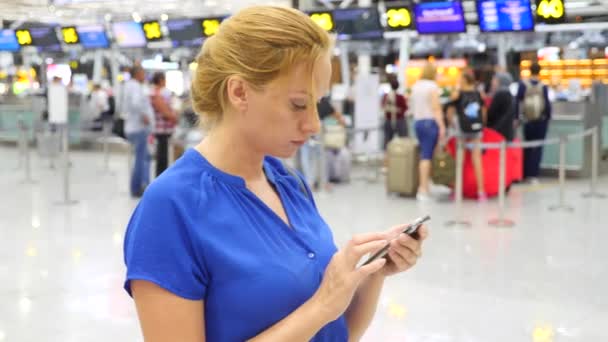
[133,280,331,342]
[431,88,446,139]
[132,234,389,342]
[151,94,177,122]
[344,273,385,341]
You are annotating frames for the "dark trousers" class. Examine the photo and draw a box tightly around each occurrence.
[383,118,408,149]
[523,119,549,178]
[155,133,171,177]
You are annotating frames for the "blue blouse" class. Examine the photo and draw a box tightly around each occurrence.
[124,148,348,341]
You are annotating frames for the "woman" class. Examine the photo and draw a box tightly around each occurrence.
[150,72,178,176]
[450,73,487,201]
[487,72,515,141]
[410,63,446,201]
[381,76,408,149]
[123,6,427,341]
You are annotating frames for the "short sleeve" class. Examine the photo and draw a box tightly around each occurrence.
[123,182,208,300]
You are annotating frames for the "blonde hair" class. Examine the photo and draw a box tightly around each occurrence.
[420,63,437,81]
[191,6,332,128]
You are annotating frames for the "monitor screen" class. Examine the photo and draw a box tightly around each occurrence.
[29,26,62,52]
[0,30,20,52]
[60,26,80,45]
[333,8,384,40]
[167,19,204,47]
[384,6,414,31]
[477,0,535,32]
[112,22,147,48]
[77,25,110,49]
[414,1,466,34]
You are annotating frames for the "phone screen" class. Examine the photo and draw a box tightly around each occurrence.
[360,215,430,267]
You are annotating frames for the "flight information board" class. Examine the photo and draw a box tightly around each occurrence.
[0,30,20,52]
[477,0,535,32]
[77,25,110,49]
[112,22,147,48]
[414,1,466,34]
[333,8,384,40]
[167,19,204,47]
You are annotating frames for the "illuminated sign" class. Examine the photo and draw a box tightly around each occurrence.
[69,60,79,69]
[385,7,413,31]
[202,18,221,37]
[16,29,33,46]
[309,11,334,32]
[536,0,566,24]
[142,20,163,41]
[61,26,80,44]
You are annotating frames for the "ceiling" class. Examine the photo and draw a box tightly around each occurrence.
[0,0,292,26]
[1,0,607,27]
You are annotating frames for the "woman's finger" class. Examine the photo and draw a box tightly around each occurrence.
[387,249,409,270]
[396,234,422,256]
[349,240,388,262]
[355,258,386,279]
[390,242,418,266]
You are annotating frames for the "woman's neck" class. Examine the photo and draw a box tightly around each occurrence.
[195,124,266,182]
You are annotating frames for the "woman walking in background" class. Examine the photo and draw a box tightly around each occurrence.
[150,72,178,176]
[410,63,446,201]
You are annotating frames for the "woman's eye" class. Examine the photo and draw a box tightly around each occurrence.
[292,102,307,110]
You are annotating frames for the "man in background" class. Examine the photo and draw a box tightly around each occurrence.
[516,62,552,184]
[124,66,154,198]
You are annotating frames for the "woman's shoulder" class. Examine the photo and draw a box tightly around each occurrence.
[140,150,220,212]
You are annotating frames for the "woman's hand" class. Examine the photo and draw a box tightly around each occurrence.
[312,234,389,323]
[377,224,429,278]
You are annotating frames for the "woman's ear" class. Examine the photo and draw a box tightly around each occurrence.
[226,76,248,113]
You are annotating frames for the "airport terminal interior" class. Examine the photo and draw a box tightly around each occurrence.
[1,0,608,341]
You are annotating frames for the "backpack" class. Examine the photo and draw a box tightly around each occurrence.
[457,91,483,133]
[522,80,545,122]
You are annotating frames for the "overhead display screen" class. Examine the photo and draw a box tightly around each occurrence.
[535,0,566,24]
[60,26,80,45]
[477,0,535,32]
[385,6,414,31]
[201,17,223,38]
[167,19,204,47]
[414,1,466,34]
[333,8,384,40]
[77,25,110,49]
[112,22,147,48]
[141,20,164,42]
[28,26,62,52]
[0,30,20,52]
[308,11,335,32]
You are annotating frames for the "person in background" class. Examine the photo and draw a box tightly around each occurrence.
[150,72,178,176]
[515,62,552,184]
[123,6,427,341]
[299,94,346,191]
[487,72,515,141]
[410,63,446,201]
[124,66,154,197]
[450,73,487,202]
[91,84,110,120]
[381,75,408,149]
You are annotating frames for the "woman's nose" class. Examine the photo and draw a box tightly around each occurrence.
[301,108,321,136]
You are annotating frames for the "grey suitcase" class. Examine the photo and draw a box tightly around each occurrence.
[327,147,351,183]
[386,137,419,196]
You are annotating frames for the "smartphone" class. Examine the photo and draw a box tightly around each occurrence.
[360,215,430,267]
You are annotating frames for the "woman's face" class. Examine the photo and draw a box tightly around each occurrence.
[239,53,332,159]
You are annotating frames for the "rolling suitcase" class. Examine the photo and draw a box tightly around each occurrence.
[327,147,351,183]
[432,148,455,186]
[386,137,419,196]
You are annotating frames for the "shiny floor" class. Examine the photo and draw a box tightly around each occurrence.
[1,145,607,342]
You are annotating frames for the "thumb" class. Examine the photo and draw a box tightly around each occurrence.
[356,258,386,280]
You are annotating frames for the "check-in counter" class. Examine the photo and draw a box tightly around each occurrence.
[538,83,607,177]
[0,94,87,144]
